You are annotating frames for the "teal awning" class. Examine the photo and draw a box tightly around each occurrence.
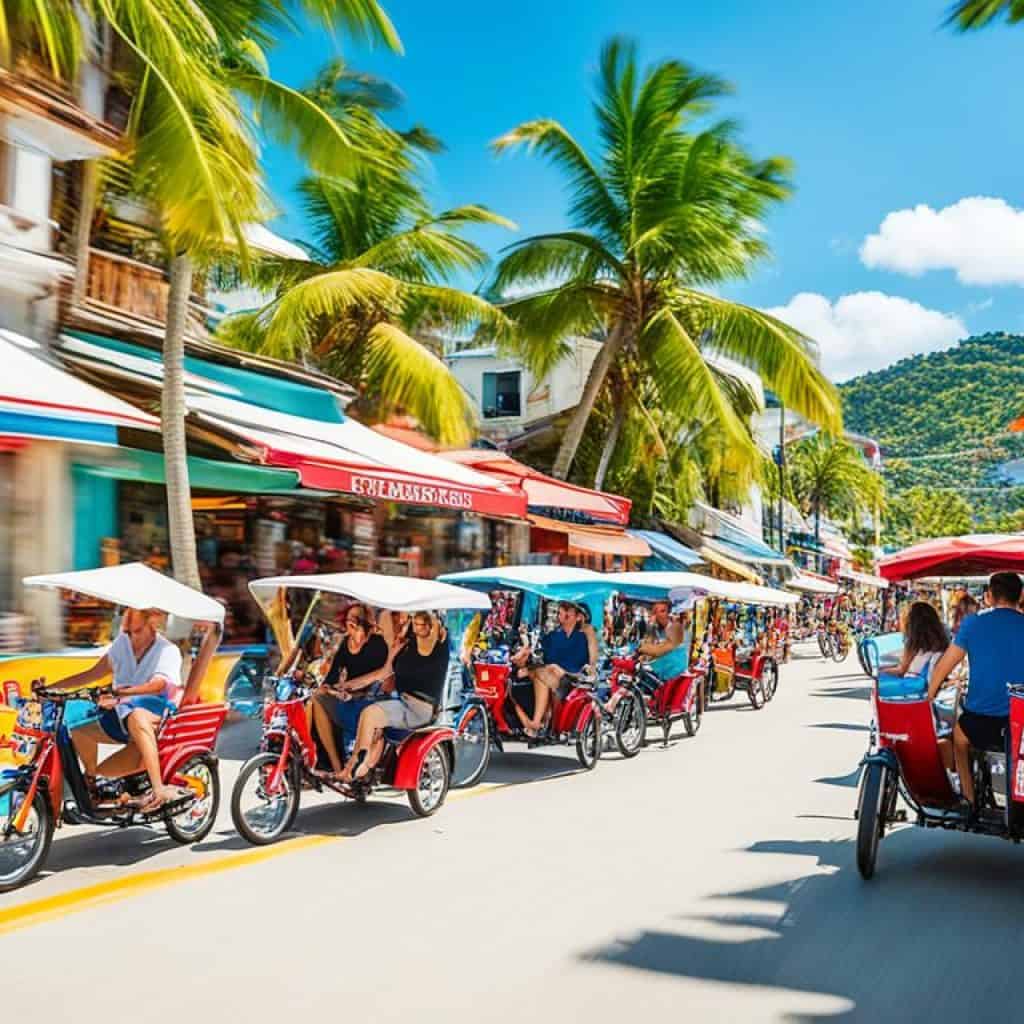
[74,448,300,493]
[63,329,344,423]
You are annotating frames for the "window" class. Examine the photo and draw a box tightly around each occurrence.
[482,371,521,419]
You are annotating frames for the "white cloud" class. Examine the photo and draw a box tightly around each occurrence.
[860,196,1024,286]
[763,291,966,381]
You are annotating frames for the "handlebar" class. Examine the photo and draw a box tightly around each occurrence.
[32,684,112,703]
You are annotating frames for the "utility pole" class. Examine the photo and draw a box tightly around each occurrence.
[777,403,786,559]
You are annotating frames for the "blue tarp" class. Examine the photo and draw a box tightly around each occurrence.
[630,530,702,570]
[706,532,790,567]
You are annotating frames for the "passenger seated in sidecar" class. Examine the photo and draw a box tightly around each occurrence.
[928,571,1024,808]
[341,611,449,783]
[510,601,598,737]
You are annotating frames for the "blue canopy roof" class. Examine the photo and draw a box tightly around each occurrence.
[630,529,702,570]
[705,533,791,567]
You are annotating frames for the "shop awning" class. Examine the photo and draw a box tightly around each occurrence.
[61,329,350,423]
[188,393,528,519]
[787,570,840,596]
[838,568,889,590]
[690,500,791,567]
[695,542,762,583]
[528,514,651,557]
[630,529,703,569]
[73,448,301,494]
[0,330,158,445]
[440,449,631,525]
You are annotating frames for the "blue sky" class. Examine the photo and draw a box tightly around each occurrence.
[261,0,1024,380]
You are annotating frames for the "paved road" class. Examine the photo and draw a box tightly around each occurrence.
[1,646,1018,1022]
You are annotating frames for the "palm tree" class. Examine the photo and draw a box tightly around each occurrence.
[946,1,1024,28]
[787,434,885,571]
[16,0,401,587]
[217,88,513,445]
[489,39,841,483]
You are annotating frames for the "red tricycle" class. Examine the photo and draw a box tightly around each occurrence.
[441,567,610,785]
[0,565,228,892]
[230,573,491,844]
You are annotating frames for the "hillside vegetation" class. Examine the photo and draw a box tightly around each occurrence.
[839,332,1024,535]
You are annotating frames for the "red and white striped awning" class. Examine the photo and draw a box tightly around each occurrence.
[187,393,527,519]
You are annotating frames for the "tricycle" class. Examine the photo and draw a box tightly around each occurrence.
[0,564,227,892]
[440,566,611,781]
[230,572,491,844]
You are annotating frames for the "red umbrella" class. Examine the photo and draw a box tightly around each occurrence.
[878,534,1024,581]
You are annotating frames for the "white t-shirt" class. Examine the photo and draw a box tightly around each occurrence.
[907,650,942,678]
[107,632,183,707]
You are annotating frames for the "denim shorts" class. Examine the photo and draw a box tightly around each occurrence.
[97,696,172,744]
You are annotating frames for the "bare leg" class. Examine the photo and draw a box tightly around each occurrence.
[937,738,954,774]
[527,667,559,732]
[953,723,974,805]
[125,710,174,805]
[97,743,143,778]
[311,691,345,775]
[70,723,106,776]
[342,703,388,781]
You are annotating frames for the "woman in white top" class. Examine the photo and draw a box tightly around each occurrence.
[894,601,949,679]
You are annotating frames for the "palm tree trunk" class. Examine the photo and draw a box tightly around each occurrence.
[70,160,98,307]
[551,320,629,480]
[593,395,626,491]
[162,253,201,589]
[814,498,821,575]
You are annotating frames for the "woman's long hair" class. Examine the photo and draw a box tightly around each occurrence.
[904,601,949,657]
[951,594,979,636]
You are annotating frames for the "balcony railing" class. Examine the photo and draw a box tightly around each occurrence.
[86,247,169,322]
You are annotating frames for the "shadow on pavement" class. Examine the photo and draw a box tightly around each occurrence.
[481,750,587,786]
[813,767,862,789]
[809,685,873,702]
[580,831,1020,1021]
[216,719,263,762]
[808,722,869,733]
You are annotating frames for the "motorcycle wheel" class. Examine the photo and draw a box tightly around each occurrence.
[231,752,300,846]
[408,745,450,818]
[683,682,703,737]
[575,708,601,770]
[833,640,849,663]
[856,761,889,880]
[452,704,491,789]
[613,691,646,758]
[0,789,53,893]
[747,675,766,710]
[166,754,221,844]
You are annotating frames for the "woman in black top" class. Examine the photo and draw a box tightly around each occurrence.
[312,604,391,778]
[341,610,449,781]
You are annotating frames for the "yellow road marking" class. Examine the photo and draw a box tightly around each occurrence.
[0,833,335,937]
[0,771,557,936]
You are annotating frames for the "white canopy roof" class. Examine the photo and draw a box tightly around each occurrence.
[441,565,606,587]
[605,570,796,607]
[787,570,840,596]
[23,563,225,622]
[839,568,889,590]
[249,572,492,613]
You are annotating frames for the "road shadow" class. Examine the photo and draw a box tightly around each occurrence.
[580,831,1020,1021]
[480,749,587,786]
[813,766,862,789]
[808,722,869,733]
[809,685,872,702]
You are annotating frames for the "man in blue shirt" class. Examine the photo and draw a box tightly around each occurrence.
[929,571,1024,808]
[512,601,597,736]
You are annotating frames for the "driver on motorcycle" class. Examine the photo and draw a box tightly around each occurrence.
[46,608,191,811]
[511,601,598,737]
[928,571,1024,811]
[638,601,684,659]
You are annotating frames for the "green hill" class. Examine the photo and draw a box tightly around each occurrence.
[839,332,1024,532]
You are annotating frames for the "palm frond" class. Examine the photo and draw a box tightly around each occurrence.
[296,0,403,52]
[947,0,1024,29]
[362,321,475,444]
[493,118,624,243]
[491,232,624,297]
